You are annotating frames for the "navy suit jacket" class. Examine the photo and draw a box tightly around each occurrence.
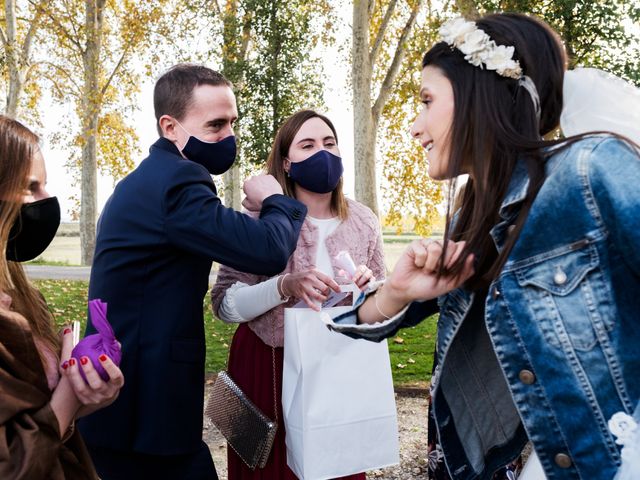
[78,138,306,455]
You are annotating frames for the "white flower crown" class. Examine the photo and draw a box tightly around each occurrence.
[439,17,523,80]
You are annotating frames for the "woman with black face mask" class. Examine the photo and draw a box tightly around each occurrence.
[0,115,124,479]
[211,110,386,480]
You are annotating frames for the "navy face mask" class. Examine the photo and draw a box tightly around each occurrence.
[6,196,61,262]
[178,122,237,175]
[288,150,343,194]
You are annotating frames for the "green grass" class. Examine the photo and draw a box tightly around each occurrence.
[35,279,91,330]
[27,258,74,266]
[34,279,437,388]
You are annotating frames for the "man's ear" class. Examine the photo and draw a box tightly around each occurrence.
[159,115,179,141]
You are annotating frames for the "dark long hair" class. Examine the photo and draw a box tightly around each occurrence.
[427,13,571,288]
[266,110,349,219]
[0,115,60,360]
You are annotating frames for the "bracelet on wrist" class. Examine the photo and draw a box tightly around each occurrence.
[277,273,291,302]
[373,287,392,320]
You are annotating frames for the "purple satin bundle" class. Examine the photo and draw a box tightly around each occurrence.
[71,299,121,382]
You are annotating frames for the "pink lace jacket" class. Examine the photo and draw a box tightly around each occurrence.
[210,198,386,347]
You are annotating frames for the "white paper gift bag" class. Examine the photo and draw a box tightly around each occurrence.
[282,286,399,480]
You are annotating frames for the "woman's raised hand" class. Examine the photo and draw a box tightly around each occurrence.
[59,327,124,417]
[350,265,375,290]
[386,239,474,305]
[281,269,341,311]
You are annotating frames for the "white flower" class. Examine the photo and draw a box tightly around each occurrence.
[464,52,484,67]
[439,18,476,45]
[608,411,638,446]
[484,45,515,71]
[438,16,524,80]
[499,61,523,79]
[458,29,489,55]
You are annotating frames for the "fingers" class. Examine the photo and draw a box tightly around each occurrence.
[443,240,469,270]
[63,355,123,406]
[65,358,97,404]
[241,197,257,212]
[424,240,444,272]
[59,326,74,364]
[407,239,443,271]
[352,265,374,289]
[300,292,321,311]
[409,239,468,274]
[78,357,104,390]
[444,241,463,269]
[312,270,341,293]
[441,253,475,291]
[99,355,125,388]
[460,253,476,282]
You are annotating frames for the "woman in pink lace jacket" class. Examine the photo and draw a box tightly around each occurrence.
[210,110,386,480]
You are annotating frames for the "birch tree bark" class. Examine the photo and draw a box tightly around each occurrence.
[78,0,106,265]
[1,0,44,118]
[352,0,424,216]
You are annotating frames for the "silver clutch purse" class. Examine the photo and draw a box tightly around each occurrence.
[205,371,277,470]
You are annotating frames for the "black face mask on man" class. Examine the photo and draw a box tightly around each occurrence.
[176,121,237,175]
[6,196,61,262]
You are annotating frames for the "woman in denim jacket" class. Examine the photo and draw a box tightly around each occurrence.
[328,12,640,480]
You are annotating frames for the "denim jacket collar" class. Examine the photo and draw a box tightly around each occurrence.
[490,159,530,252]
[498,159,530,220]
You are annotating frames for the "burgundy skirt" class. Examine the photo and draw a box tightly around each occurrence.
[227,323,366,480]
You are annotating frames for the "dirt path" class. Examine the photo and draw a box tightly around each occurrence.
[203,391,431,480]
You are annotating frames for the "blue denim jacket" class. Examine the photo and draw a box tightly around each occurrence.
[329,136,640,479]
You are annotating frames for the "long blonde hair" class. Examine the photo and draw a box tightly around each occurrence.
[0,115,59,358]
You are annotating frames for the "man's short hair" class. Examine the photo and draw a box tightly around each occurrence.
[154,64,233,136]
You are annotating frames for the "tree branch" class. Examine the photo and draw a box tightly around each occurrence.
[0,25,7,47]
[368,0,376,17]
[22,0,46,60]
[372,0,424,121]
[37,61,82,96]
[100,43,131,98]
[212,0,222,16]
[27,0,84,52]
[62,0,83,44]
[370,0,398,65]
[239,9,253,62]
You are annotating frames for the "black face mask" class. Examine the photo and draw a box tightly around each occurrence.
[181,134,237,175]
[6,196,61,262]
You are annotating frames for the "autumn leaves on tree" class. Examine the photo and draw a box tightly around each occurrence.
[1,0,638,262]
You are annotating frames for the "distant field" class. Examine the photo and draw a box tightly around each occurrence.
[33,236,81,265]
[34,224,442,270]
[34,279,436,387]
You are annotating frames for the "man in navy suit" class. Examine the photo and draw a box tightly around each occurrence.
[78,64,307,479]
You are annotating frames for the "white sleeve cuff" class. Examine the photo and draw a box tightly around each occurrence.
[217,277,284,323]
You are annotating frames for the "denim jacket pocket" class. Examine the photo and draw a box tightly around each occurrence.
[515,242,610,351]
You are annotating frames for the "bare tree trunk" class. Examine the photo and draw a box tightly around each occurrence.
[2,0,43,118]
[220,0,249,211]
[3,0,25,118]
[80,0,105,265]
[4,0,20,118]
[352,0,379,215]
[352,0,423,216]
[223,164,242,210]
